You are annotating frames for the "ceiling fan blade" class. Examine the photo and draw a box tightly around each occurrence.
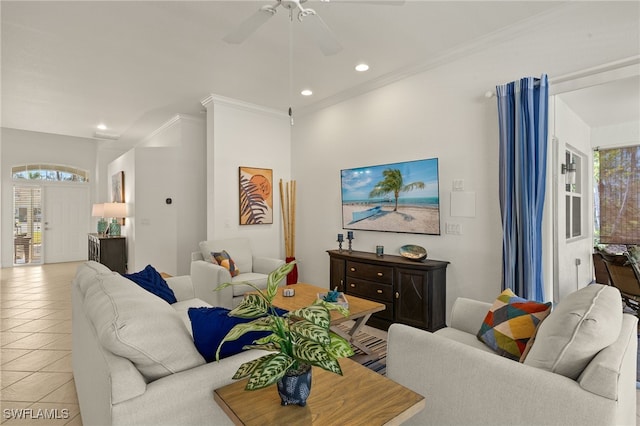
[223,7,276,44]
[300,11,343,56]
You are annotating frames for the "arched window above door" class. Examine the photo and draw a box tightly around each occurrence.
[12,164,89,182]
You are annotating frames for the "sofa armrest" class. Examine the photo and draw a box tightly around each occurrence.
[190,260,233,308]
[191,251,204,262]
[387,324,618,426]
[449,297,491,334]
[252,256,285,275]
[112,349,270,425]
[165,275,195,301]
[579,314,638,401]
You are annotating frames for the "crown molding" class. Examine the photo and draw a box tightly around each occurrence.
[296,2,577,117]
[201,94,288,119]
[140,113,205,144]
[549,55,640,95]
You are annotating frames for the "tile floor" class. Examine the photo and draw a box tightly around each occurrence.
[1,261,640,425]
[1,262,82,425]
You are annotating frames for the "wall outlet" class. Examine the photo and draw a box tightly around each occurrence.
[452,179,464,191]
[445,223,462,235]
[575,258,581,266]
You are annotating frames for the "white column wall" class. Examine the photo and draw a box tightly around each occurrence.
[202,96,291,260]
[552,97,594,301]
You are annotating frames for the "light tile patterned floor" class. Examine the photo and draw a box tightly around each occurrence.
[1,262,639,425]
[1,262,82,425]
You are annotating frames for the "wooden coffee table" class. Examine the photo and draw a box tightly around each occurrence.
[266,283,385,357]
[214,357,425,426]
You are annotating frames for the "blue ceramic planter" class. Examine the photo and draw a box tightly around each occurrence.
[277,364,312,407]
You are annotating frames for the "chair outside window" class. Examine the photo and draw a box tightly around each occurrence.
[597,250,640,316]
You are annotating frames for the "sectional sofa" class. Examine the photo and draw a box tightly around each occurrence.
[72,261,268,425]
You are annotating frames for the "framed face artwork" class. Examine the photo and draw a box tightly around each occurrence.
[239,167,273,225]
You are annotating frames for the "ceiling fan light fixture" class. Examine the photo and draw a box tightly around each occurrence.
[355,63,370,72]
[97,123,107,130]
[301,89,313,96]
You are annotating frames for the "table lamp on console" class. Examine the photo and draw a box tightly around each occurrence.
[102,202,127,237]
[92,203,108,236]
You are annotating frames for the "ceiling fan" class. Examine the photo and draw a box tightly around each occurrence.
[223,0,404,56]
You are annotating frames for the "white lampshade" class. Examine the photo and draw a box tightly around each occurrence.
[103,202,127,218]
[91,203,105,217]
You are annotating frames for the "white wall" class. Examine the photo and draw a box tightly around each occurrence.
[202,96,291,260]
[107,114,206,275]
[551,97,594,302]
[291,2,640,317]
[136,114,206,275]
[133,147,178,273]
[107,149,135,271]
[591,120,640,149]
[0,128,98,267]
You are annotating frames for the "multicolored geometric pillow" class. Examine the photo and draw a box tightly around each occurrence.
[477,289,551,361]
[212,250,239,277]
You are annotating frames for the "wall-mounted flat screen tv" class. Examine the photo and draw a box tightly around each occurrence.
[341,158,440,235]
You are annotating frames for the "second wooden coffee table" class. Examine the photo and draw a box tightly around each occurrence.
[266,283,385,356]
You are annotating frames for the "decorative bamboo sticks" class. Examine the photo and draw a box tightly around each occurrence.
[279,179,296,258]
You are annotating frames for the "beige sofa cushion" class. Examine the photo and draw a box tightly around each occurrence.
[523,284,622,380]
[83,272,205,382]
[74,261,114,296]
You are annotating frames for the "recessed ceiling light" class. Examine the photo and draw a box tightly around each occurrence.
[355,63,370,72]
[97,123,107,130]
[301,89,313,96]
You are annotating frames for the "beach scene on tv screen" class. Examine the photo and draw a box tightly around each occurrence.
[341,158,440,235]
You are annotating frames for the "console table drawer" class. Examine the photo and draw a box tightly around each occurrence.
[346,261,393,284]
[347,278,393,302]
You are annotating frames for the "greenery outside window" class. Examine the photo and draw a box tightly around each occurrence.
[12,164,89,182]
[594,145,640,245]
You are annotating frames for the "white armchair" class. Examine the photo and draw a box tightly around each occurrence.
[190,238,285,308]
[387,285,638,425]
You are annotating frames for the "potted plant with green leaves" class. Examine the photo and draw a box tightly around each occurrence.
[215,261,354,406]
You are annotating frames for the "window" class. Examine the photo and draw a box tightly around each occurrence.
[11,164,89,182]
[564,148,583,240]
[595,145,640,245]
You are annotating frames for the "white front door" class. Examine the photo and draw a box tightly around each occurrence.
[44,184,89,263]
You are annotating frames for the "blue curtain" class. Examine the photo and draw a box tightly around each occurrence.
[496,75,549,301]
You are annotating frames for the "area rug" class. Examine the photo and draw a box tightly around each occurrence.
[336,323,387,376]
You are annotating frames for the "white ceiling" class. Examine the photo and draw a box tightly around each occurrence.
[1,1,638,146]
[557,75,640,128]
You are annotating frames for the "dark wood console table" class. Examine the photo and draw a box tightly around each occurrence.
[88,233,127,274]
[327,250,449,331]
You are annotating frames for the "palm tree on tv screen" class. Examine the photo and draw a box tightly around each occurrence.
[369,168,425,211]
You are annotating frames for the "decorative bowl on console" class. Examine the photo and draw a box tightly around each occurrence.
[399,244,427,261]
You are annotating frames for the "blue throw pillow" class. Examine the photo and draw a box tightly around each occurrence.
[123,265,177,304]
[188,306,287,362]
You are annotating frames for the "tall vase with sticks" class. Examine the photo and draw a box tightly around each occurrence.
[279,179,298,285]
